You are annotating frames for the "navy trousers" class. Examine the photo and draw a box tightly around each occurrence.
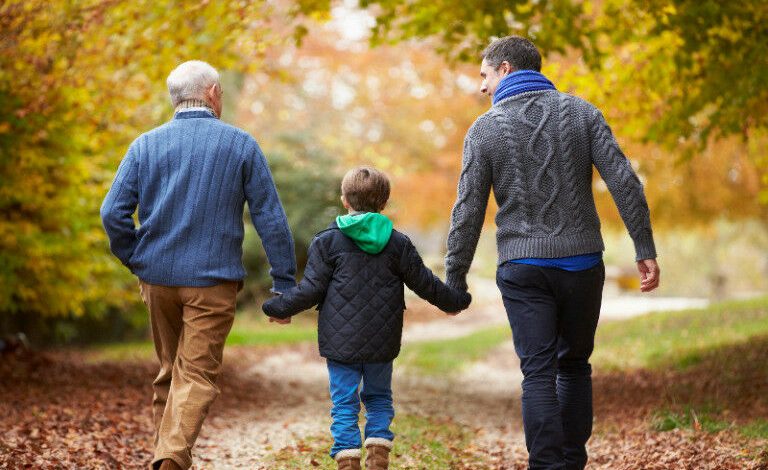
[497,261,604,470]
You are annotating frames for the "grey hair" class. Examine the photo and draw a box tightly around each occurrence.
[166,60,220,107]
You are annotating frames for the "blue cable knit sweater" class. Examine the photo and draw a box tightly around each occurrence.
[100,110,297,291]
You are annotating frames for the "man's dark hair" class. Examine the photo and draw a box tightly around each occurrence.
[341,166,390,212]
[482,36,541,72]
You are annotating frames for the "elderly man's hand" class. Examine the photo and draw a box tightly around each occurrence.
[269,316,291,324]
[637,259,660,292]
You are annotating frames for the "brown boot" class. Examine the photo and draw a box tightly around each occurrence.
[335,449,362,470]
[364,438,393,470]
[158,459,183,470]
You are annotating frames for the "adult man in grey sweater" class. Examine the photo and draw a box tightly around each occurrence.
[445,36,660,469]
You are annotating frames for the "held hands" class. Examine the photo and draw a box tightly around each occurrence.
[264,290,291,324]
[269,316,291,324]
[446,289,472,316]
[637,258,660,292]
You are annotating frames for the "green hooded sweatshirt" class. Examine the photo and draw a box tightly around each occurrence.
[335,212,393,254]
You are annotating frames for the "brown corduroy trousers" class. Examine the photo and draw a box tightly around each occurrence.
[138,280,240,470]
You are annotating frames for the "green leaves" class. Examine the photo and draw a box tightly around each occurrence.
[357,0,766,150]
[360,0,602,66]
[622,0,768,144]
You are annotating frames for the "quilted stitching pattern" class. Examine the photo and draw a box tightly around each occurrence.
[264,224,470,363]
[317,233,408,363]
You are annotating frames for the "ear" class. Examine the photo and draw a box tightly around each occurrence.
[340,195,351,210]
[500,61,514,75]
[207,83,218,99]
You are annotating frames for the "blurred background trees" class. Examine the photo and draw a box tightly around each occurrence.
[0,0,308,342]
[1,0,766,344]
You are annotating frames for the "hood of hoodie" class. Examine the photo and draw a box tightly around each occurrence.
[335,212,393,254]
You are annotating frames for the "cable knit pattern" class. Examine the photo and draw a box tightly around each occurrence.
[445,90,656,290]
[558,93,586,234]
[489,108,529,231]
[588,107,656,260]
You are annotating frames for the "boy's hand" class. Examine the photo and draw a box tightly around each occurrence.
[446,290,472,316]
[269,316,291,324]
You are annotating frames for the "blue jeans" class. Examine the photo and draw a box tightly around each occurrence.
[326,359,395,458]
[497,262,604,470]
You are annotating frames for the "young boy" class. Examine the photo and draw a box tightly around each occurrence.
[262,167,471,470]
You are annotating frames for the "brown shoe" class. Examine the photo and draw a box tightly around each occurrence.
[158,459,183,470]
[364,438,393,470]
[335,449,362,470]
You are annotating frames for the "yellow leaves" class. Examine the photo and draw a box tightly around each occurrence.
[583,0,594,16]
[662,4,677,16]
[659,3,677,25]
[707,22,744,44]
[13,58,28,72]
[0,0,301,319]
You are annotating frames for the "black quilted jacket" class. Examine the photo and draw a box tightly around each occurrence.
[262,222,471,363]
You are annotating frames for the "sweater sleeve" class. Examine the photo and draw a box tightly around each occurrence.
[589,109,657,260]
[262,237,333,319]
[244,141,297,292]
[401,238,472,313]
[100,143,139,269]
[444,130,492,291]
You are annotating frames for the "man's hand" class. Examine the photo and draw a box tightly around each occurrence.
[637,258,660,292]
[445,290,472,316]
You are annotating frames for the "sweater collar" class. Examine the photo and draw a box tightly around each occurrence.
[492,70,556,105]
[174,99,218,119]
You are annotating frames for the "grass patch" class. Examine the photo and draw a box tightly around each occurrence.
[652,406,731,434]
[393,415,475,467]
[83,340,155,362]
[652,409,768,441]
[390,296,768,376]
[740,420,768,440]
[397,327,510,375]
[225,312,317,346]
[267,414,478,469]
[593,296,768,370]
[83,310,318,362]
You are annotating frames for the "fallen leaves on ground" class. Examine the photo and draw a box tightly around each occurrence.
[472,336,768,469]
[0,351,155,469]
[0,347,273,469]
[2,336,767,468]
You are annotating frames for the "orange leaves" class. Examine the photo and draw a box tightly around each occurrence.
[236,23,487,229]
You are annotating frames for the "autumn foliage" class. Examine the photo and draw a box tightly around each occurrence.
[1,0,766,337]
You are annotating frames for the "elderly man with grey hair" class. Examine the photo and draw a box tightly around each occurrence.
[101,60,297,470]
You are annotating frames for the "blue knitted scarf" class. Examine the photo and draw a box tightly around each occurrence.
[492,70,556,105]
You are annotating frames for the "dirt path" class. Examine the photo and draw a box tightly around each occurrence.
[195,299,523,468]
[7,293,761,469]
[195,343,330,468]
[195,292,715,468]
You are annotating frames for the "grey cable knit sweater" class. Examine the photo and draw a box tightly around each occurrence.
[445,89,656,290]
